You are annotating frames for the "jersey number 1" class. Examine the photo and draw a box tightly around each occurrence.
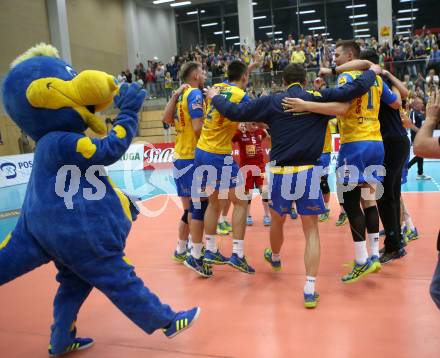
[367,89,374,110]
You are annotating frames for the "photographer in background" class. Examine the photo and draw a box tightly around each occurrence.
[413,90,440,309]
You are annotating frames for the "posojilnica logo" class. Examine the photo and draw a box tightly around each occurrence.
[0,162,18,179]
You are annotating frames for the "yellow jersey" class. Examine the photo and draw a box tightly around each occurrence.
[337,71,383,144]
[197,82,248,155]
[174,87,204,160]
[322,122,332,153]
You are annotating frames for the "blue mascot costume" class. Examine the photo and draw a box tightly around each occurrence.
[0,44,200,356]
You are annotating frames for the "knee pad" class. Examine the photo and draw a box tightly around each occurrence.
[181,209,189,224]
[342,186,363,219]
[320,176,330,195]
[190,200,208,221]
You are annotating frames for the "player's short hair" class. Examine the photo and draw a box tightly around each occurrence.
[336,40,361,59]
[180,62,201,82]
[282,64,306,85]
[227,61,248,82]
[360,48,379,64]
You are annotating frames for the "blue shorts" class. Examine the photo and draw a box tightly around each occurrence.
[401,154,410,185]
[336,141,384,185]
[269,168,326,216]
[193,148,241,193]
[316,152,331,175]
[173,159,195,197]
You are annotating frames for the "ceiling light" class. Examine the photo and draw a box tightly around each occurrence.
[398,8,418,13]
[226,36,239,40]
[170,1,191,7]
[355,34,371,38]
[396,31,411,35]
[396,17,416,21]
[303,19,321,24]
[214,30,230,35]
[354,28,370,32]
[296,10,316,14]
[396,24,412,28]
[309,26,326,30]
[187,10,205,15]
[349,14,368,19]
[234,42,241,45]
[346,4,366,8]
[252,2,257,5]
[201,22,218,27]
[351,21,368,26]
[253,16,267,20]
[259,25,275,29]
[153,0,174,4]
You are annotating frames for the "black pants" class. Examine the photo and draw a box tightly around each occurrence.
[408,155,424,175]
[377,136,410,253]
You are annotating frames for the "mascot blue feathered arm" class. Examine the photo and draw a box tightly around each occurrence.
[0,43,200,356]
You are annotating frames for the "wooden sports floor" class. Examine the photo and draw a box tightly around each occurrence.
[0,192,439,358]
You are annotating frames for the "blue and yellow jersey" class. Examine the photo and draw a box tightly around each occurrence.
[197,82,249,155]
[174,87,204,160]
[336,71,396,144]
[322,122,332,153]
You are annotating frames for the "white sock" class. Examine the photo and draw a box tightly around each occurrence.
[354,241,368,264]
[304,276,316,295]
[205,235,217,252]
[271,253,280,262]
[232,239,244,258]
[176,239,187,254]
[219,215,227,224]
[404,213,415,231]
[187,235,193,251]
[324,201,329,209]
[367,233,380,258]
[191,243,203,259]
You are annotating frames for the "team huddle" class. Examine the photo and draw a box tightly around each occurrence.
[163,40,418,309]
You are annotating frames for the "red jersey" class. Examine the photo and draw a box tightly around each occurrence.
[232,129,267,166]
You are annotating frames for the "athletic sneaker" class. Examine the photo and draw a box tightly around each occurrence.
[49,338,94,357]
[404,227,418,242]
[416,174,431,180]
[173,250,187,263]
[319,211,330,222]
[246,215,254,226]
[204,249,229,265]
[290,207,298,220]
[264,248,281,271]
[217,222,229,235]
[263,215,271,226]
[228,253,255,274]
[341,258,376,284]
[163,307,201,339]
[184,255,212,278]
[370,255,382,273]
[223,220,233,233]
[379,248,407,264]
[304,292,320,309]
[336,212,348,226]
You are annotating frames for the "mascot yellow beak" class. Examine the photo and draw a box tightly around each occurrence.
[26,70,118,135]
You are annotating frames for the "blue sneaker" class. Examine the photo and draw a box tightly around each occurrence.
[204,249,229,265]
[163,307,201,339]
[264,248,281,271]
[404,227,419,242]
[184,255,212,278]
[304,292,320,309]
[49,337,94,357]
[247,216,254,226]
[263,215,271,226]
[228,253,255,274]
[173,250,187,263]
[290,207,298,220]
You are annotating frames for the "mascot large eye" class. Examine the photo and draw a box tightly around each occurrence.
[65,65,77,78]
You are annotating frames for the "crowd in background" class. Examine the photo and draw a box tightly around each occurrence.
[118,30,440,103]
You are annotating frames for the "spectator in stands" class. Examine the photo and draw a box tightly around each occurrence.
[125,68,133,83]
[290,44,305,64]
[164,72,173,101]
[145,67,156,99]
[285,34,295,53]
[426,68,439,93]
[155,63,165,98]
